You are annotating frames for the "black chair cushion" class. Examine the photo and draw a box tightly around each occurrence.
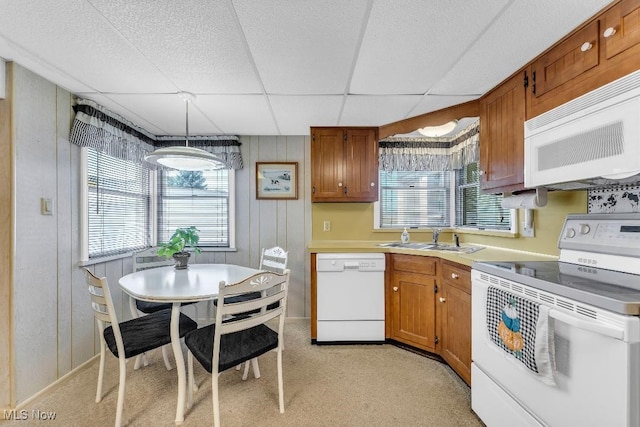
[103,309,197,359]
[136,299,197,314]
[185,323,278,373]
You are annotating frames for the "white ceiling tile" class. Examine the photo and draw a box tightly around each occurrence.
[88,1,262,94]
[269,95,344,135]
[232,0,371,94]
[340,95,423,126]
[350,0,510,95]
[430,0,615,95]
[196,95,278,135]
[0,0,176,93]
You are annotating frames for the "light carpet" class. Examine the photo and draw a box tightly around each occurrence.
[4,319,484,426]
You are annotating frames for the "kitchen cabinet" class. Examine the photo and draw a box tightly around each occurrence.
[387,254,437,352]
[479,72,526,193]
[310,127,378,202]
[526,0,640,118]
[437,260,471,385]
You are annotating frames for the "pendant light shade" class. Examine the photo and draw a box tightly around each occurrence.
[144,92,227,170]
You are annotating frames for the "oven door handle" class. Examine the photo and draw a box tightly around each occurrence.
[549,309,624,340]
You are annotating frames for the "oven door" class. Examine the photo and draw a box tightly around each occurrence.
[471,271,640,427]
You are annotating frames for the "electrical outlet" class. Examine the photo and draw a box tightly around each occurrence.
[521,221,535,238]
[323,220,331,232]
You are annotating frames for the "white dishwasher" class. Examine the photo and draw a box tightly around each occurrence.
[316,253,385,342]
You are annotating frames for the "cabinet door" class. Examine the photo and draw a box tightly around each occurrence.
[390,271,436,352]
[438,261,472,385]
[479,72,526,192]
[311,127,345,201]
[439,283,471,385]
[530,20,600,98]
[344,128,378,202]
[603,0,640,60]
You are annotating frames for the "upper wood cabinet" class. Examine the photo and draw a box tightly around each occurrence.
[603,0,640,61]
[479,72,526,193]
[310,127,378,202]
[530,20,600,99]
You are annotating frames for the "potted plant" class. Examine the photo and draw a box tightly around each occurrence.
[157,226,202,269]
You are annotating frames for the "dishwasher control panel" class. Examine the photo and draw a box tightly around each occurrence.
[316,253,386,272]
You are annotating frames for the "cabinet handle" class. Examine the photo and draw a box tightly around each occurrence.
[338,182,343,187]
[393,286,398,292]
[580,42,593,52]
[439,297,446,303]
[451,273,459,280]
[603,27,617,38]
[370,182,375,187]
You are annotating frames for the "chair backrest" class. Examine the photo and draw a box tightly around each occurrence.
[133,247,174,272]
[213,270,290,367]
[259,246,288,273]
[83,268,125,357]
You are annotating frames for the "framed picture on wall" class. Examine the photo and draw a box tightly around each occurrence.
[256,162,298,200]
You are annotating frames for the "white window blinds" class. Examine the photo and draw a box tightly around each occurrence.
[455,163,510,230]
[379,170,451,228]
[158,170,230,247]
[87,148,151,258]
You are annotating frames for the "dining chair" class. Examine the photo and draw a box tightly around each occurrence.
[129,247,200,370]
[185,269,290,427]
[83,268,197,427]
[216,246,289,379]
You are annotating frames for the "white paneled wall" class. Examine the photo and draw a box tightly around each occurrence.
[9,63,311,405]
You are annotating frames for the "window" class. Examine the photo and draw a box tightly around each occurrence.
[377,162,511,231]
[86,148,151,258]
[379,170,451,228]
[158,169,233,247]
[455,163,510,230]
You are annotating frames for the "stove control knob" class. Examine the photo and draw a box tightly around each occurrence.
[565,228,576,238]
[579,223,591,235]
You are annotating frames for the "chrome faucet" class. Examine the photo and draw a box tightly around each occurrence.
[432,228,442,245]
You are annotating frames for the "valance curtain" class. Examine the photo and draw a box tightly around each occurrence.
[379,121,479,172]
[69,98,243,170]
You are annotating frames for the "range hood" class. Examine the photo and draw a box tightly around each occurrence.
[524,69,640,190]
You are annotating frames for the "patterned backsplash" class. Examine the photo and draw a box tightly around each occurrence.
[588,185,640,213]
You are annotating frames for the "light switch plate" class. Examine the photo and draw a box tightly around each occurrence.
[41,197,54,215]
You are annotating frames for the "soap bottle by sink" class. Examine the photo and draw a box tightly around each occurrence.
[401,227,410,243]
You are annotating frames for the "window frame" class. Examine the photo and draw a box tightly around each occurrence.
[81,149,236,264]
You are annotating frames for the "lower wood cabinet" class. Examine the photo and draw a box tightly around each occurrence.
[386,254,471,385]
[387,254,437,352]
[437,260,472,385]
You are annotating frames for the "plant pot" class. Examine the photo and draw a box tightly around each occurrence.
[173,252,191,270]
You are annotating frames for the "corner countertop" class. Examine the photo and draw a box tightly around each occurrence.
[307,240,557,267]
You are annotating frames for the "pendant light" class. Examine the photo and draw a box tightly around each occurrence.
[144,92,226,171]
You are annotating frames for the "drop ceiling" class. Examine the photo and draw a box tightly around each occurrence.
[0,0,614,137]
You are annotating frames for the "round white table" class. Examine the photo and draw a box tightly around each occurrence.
[119,263,262,425]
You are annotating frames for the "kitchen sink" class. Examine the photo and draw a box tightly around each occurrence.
[377,242,484,254]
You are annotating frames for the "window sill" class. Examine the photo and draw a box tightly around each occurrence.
[80,247,238,266]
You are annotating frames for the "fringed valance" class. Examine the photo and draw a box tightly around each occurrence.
[379,122,479,172]
[70,98,243,170]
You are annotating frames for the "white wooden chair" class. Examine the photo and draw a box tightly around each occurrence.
[83,268,197,427]
[220,246,288,379]
[130,247,200,370]
[185,269,290,427]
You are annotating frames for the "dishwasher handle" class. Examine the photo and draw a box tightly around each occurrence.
[343,261,361,270]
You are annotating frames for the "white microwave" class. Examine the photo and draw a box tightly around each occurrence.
[524,69,640,190]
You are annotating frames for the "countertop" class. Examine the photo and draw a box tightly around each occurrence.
[307,240,558,267]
